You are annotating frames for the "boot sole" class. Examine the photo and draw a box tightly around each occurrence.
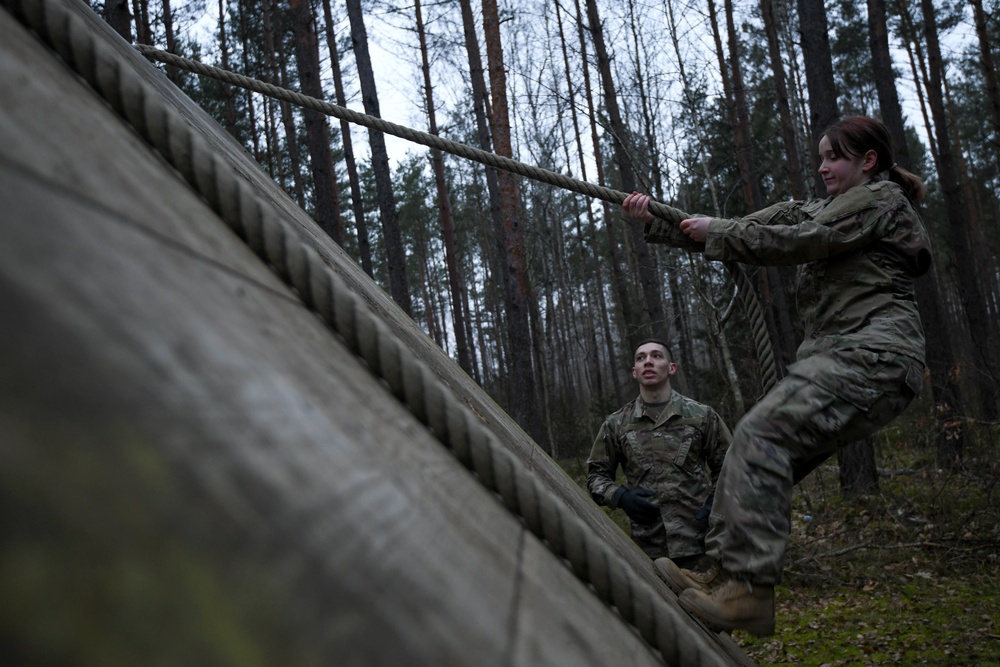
[653,559,711,596]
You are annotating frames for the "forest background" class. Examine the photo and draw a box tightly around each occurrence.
[96,0,997,663]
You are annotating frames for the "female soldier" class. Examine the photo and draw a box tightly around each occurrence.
[623,116,931,636]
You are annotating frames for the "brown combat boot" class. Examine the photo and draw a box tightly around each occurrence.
[678,578,776,637]
[653,558,725,596]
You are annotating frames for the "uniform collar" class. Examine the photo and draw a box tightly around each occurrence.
[633,392,681,427]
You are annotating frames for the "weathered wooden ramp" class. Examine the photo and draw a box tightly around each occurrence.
[0,1,753,665]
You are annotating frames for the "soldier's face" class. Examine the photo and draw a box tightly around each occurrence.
[632,343,676,387]
[817,135,877,197]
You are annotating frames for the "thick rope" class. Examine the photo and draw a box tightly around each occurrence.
[727,262,779,392]
[134,44,779,393]
[6,0,733,664]
[136,44,705,249]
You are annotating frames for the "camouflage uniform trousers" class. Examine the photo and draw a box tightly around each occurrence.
[705,347,923,585]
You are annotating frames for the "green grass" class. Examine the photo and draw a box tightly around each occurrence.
[733,440,1000,666]
[737,570,999,666]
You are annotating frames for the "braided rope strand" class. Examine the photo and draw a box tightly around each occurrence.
[726,262,779,392]
[134,44,706,249]
[4,0,732,663]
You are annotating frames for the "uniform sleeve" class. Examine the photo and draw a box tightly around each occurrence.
[703,411,732,487]
[586,420,622,506]
[643,217,706,251]
[702,186,896,266]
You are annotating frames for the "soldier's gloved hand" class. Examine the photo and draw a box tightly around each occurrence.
[612,486,660,525]
[694,492,714,544]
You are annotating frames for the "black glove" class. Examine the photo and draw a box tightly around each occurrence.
[694,492,714,545]
[612,486,660,525]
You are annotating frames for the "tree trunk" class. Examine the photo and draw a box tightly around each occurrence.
[131,0,149,44]
[867,0,907,160]
[414,0,472,374]
[106,0,132,42]
[458,0,511,386]
[553,0,610,406]
[666,0,721,214]
[837,437,880,497]
[723,0,762,212]
[624,0,692,396]
[868,0,967,465]
[893,0,938,163]
[274,40,306,208]
[920,0,1000,424]
[345,0,412,316]
[217,0,237,138]
[481,0,545,447]
[262,0,305,207]
[161,0,180,84]
[797,0,839,155]
[760,0,807,199]
[289,0,344,246]
[236,0,260,163]
[572,0,628,402]
[584,0,667,348]
[709,0,799,378]
[321,0,372,275]
[969,0,1000,154]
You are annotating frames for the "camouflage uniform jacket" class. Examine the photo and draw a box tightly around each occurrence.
[645,177,932,364]
[587,391,732,559]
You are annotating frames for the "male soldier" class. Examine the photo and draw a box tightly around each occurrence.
[587,339,731,570]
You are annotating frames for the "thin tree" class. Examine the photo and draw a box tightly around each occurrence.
[131,0,149,44]
[262,0,306,207]
[481,0,545,447]
[893,0,938,163]
[413,0,472,374]
[289,0,344,245]
[920,0,1000,426]
[217,0,238,137]
[760,0,807,199]
[969,0,1000,154]
[664,0,744,414]
[622,0,698,395]
[867,0,967,466]
[573,0,633,402]
[162,0,181,85]
[584,0,668,349]
[552,0,616,404]
[236,0,260,163]
[321,0,374,276]
[345,0,412,315]
[458,0,509,388]
[710,0,799,374]
[797,0,839,157]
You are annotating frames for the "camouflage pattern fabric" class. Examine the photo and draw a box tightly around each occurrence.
[646,177,931,363]
[646,176,931,585]
[587,391,732,560]
[706,348,922,584]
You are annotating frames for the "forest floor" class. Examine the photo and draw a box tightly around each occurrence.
[733,454,1000,666]
[565,421,1000,666]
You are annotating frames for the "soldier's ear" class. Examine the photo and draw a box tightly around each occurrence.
[862,149,878,173]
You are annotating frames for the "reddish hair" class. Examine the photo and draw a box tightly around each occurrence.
[822,116,925,201]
